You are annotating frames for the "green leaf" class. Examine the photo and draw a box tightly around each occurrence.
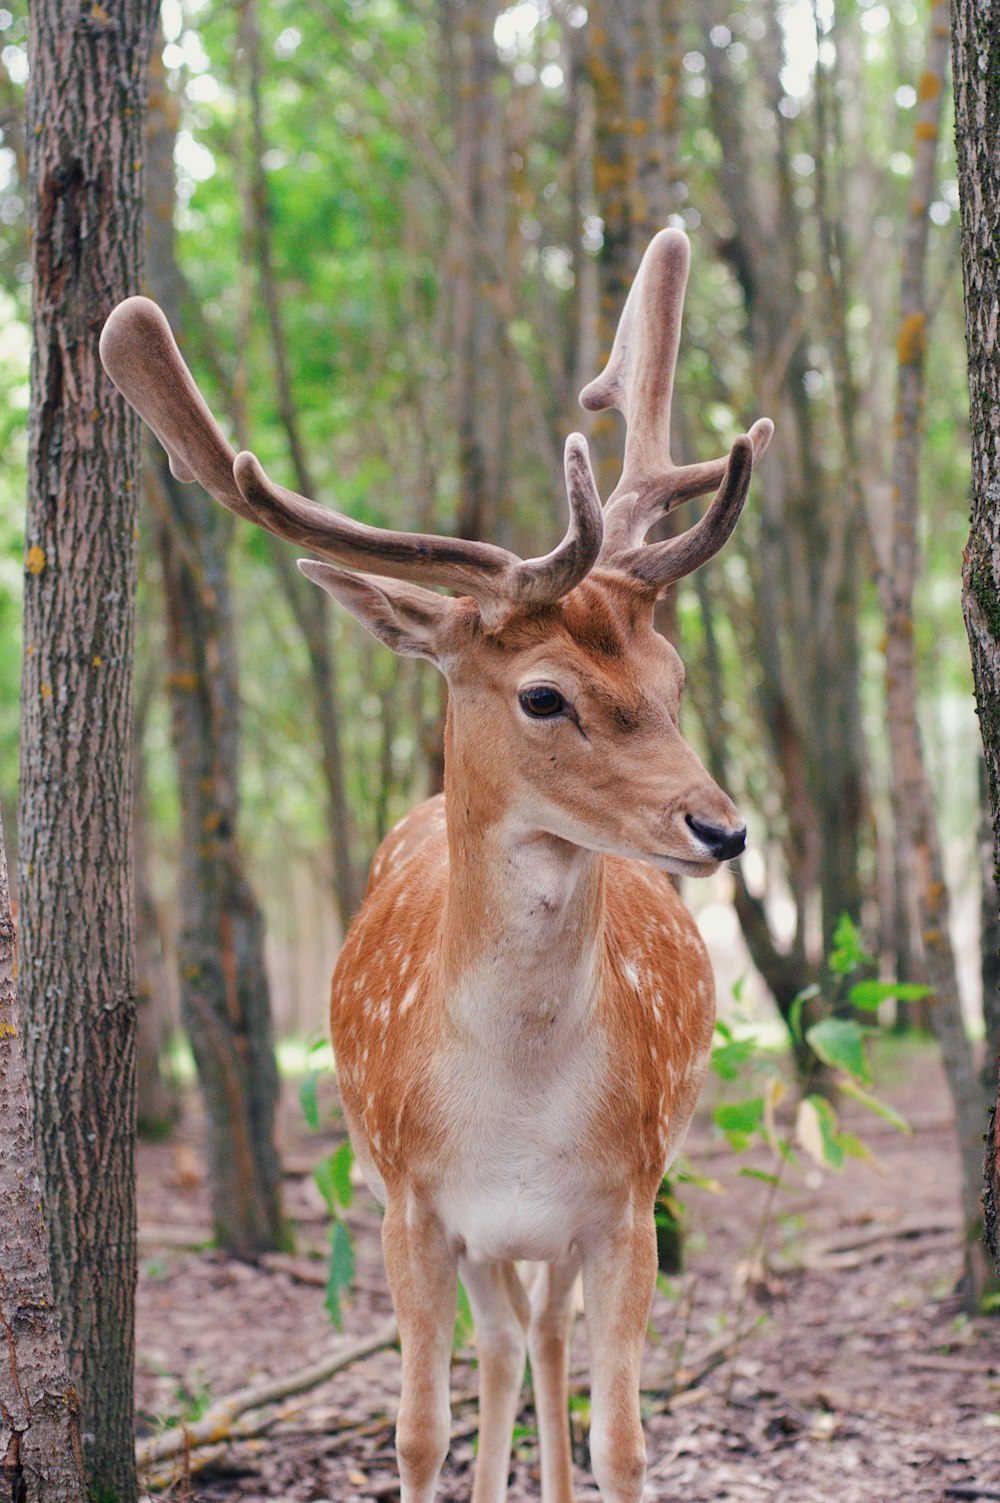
[805,1017,872,1084]
[315,1140,354,1213]
[330,1139,354,1209]
[796,1094,844,1169]
[788,984,820,1042]
[675,1166,725,1193]
[711,1031,757,1080]
[712,1096,764,1150]
[454,1277,474,1349]
[299,1070,321,1131]
[738,1167,784,1186]
[836,1130,871,1161]
[836,1078,912,1133]
[828,913,874,975]
[325,1219,355,1329]
[847,979,933,1010]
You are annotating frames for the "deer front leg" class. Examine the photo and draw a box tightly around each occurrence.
[524,1255,581,1503]
[382,1197,458,1503]
[462,1259,529,1503]
[581,1214,658,1503]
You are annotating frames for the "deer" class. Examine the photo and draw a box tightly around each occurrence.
[101,226,771,1503]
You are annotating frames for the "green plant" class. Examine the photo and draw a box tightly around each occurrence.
[300,1036,358,1330]
[712,915,921,1179]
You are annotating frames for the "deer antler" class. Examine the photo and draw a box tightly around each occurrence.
[100,298,602,628]
[580,228,772,589]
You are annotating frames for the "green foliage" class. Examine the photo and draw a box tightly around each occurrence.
[704,916,911,1183]
[325,1217,356,1330]
[301,1047,358,1330]
[827,914,874,976]
[454,1278,474,1351]
[805,1017,872,1085]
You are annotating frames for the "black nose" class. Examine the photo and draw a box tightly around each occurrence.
[685,815,747,861]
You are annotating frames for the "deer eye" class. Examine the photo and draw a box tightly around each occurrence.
[519,686,565,718]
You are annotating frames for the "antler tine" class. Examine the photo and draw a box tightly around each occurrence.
[580,227,688,506]
[617,432,758,593]
[509,434,603,611]
[101,298,603,628]
[579,228,772,560]
[100,297,256,521]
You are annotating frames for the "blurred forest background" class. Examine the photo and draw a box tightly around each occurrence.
[0,0,989,1093]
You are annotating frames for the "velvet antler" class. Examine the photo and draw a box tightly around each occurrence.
[580,228,772,590]
[100,297,602,627]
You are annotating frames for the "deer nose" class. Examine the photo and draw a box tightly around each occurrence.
[685,814,747,861]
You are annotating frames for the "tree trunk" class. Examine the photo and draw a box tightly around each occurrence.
[702,1,867,975]
[952,0,1000,1276]
[0,810,86,1503]
[133,675,180,1138]
[878,0,989,1305]
[236,0,361,927]
[980,757,1000,1095]
[19,3,158,1494]
[146,37,285,1259]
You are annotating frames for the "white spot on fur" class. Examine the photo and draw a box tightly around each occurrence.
[399,981,419,1014]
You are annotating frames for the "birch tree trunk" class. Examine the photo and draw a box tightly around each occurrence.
[0,811,86,1503]
[19,2,158,1494]
[952,0,1000,1274]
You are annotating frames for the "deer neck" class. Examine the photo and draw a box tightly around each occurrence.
[438,725,605,1045]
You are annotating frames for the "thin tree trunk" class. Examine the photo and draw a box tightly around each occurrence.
[145,37,285,1259]
[882,0,988,1304]
[703,2,866,975]
[952,0,1000,1274]
[0,810,86,1502]
[980,757,1000,1095]
[133,670,180,1137]
[19,3,158,1494]
[236,0,361,926]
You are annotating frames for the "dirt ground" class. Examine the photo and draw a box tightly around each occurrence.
[136,1041,1000,1502]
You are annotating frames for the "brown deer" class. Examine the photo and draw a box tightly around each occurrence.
[101,227,771,1503]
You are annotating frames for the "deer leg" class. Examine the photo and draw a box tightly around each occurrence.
[382,1199,458,1503]
[524,1255,581,1503]
[581,1216,658,1503]
[461,1258,529,1503]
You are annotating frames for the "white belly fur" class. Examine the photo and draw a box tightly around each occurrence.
[431,1038,622,1265]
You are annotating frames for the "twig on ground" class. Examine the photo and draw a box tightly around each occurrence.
[136,1315,398,1471]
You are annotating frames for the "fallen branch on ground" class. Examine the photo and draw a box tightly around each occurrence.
[138,1312,754,1487]
[136,1314,398,1470]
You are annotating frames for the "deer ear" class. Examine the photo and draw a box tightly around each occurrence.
[297,561,453,665]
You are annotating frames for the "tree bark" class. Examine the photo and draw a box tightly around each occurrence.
[19,3,158,1494]
[145,37,285,1259]
[877,0,989,1305]
[0,810,86,1503]
[952,0,1000,1275]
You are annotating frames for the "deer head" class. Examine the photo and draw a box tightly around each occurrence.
[101,228,771,874]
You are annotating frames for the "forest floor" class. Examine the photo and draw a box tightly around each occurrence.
[136,1039,1000,1502]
